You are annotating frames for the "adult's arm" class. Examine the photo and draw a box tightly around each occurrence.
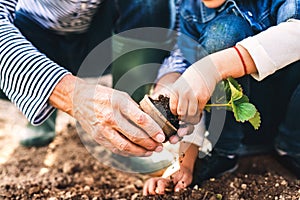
[0,1,166,156]
[0,0,70,125]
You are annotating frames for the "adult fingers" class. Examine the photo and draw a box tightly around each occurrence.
[95,125,154,157]
[120,97,165,143]
[168,134,181,144]
[113,110,164,153]
[168,123,194,144]
[177,123,194,137]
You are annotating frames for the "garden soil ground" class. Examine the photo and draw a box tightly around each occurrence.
[0,78,299,199]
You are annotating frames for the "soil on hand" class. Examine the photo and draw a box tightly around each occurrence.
[0,101,300,200]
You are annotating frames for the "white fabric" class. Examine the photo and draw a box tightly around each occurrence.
[181,112,206,147]
[238,19,300,81]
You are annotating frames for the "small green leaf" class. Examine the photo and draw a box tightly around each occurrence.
[235,94,249,104]
[228,79,243,101]
[205,77,261,130]
[249,111,261,130]
[227,77,242,91]
[232,102,256,122]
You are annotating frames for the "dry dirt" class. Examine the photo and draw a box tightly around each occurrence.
[0,81,300,199]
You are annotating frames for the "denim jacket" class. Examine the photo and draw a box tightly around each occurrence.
[180,0,300,33]
[156,0,300,80]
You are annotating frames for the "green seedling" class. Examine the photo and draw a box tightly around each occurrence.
[205,77,261,130]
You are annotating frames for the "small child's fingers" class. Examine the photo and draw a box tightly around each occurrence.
[174,174,192,192]
[169,92,179,116]
[142,180,150,195]
[174,180,186,192]
[155,179,171,194]
[143,178,158,195]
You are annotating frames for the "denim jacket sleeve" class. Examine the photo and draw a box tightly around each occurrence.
[276,0,300,23]
[156,47,190,81]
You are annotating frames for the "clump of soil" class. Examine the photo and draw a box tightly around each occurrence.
[149,95,180,129]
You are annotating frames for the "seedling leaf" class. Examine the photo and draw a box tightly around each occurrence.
[249,111,261,130]
[227,77,242,91]
[228,79,243,101]
[205,77,261,129]
[232,102,256,122]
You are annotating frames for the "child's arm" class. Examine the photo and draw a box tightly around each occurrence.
[169,19,300,125]
[143,141,199,195]
[172,141,199,191]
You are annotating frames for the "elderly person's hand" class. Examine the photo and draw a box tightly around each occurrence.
[50,74,166,157]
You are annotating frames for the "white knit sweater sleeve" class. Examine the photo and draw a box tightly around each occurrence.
[237,19,300,81]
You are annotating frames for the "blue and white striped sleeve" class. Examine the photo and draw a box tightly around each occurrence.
[0,0,71,125]
[156,47,191,81]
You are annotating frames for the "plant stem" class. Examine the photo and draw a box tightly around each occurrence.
[205,103,231,108]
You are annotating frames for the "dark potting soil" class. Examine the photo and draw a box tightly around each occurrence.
[149,95,180,130]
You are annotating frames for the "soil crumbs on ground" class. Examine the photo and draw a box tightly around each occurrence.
[0,102,300,200]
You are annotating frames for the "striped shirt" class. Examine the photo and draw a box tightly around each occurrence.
[17,0,104,33]
[0,0,103,125]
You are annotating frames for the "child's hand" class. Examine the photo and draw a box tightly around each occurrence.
[150,73,195,143]
[170,166,193,192]
[169,57,222,125]
[143,166,193,196]
[143,177,172,195]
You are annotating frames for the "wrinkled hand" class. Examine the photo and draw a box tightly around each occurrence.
[151,73,194,144]
[72,80,165,157]
[143,166,193,195]
[169,57,222,125]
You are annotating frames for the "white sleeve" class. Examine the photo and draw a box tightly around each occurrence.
[0,0,70,125]
[181,112,206,147]
[237,19,300,81]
